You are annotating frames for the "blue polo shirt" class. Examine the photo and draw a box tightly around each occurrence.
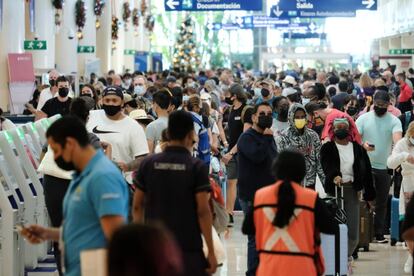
[62,150,129,276]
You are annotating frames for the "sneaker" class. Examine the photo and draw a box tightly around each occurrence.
[228,214,234,228]
[352,249,359,260]
[375,235,388,244]
[404,254,413,274]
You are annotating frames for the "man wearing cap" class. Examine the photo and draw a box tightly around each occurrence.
[166,76,178,90]
[282,87,301,105]
[87,86,149,178]
[223,83,253,226]
[146,89,173,153]
[356,90,403,243]
[255,79,279,106]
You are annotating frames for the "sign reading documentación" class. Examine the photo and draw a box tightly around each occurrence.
[164,0,262,11]
[24,40,47,50]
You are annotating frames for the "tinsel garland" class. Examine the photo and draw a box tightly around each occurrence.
[122,2,131,31]
[52,0,64,9]
[94,0,105,29]
[52,0,64,26]
[145,15,154,32]
[112,16,119,49]
[75,0,86,39]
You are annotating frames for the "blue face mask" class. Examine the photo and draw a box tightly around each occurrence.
[134,85,145,96]
[302,98,311,106]
[183,95,190,102]
[254,88,262,98]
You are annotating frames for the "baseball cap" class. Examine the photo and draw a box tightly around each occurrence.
[166,76,177,83]
[260,79,276,89]
[229,83,245,95]
[283,75,297,86]
[282,87,297,97]
[102,86,124,99]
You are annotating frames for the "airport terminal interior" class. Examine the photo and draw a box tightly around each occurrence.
[2,0,414,275]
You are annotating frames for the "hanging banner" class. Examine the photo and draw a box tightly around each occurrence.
[134,51,149,72]
[152,53,163,72]
[29,0,35,33]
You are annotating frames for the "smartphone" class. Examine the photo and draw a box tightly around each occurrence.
[368,143,375,149]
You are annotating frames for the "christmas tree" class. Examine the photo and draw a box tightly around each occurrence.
[172,16,201,72]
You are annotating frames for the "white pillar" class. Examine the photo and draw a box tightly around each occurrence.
[55,0,78,75]
[78,0,97,77]
[111,0,126,74]
[0,0,25,111]
[96,0,112,74]
[124,0,135,72]
[30,0,55,71]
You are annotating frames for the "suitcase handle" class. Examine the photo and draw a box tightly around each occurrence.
[334,185,345,210]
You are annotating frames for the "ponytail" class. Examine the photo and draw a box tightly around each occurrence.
[273,179,296,228]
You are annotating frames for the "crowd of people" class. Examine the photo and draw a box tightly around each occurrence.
[13,64,414,275]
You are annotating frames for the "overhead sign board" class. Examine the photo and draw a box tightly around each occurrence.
[283,32,327,39]
[164,0,263,11]
[389,49,414,55]
[77,46,95,54]
[270,0,376,18]
[24,40,46,50]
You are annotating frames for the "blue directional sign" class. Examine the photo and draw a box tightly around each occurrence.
[134,51,149,72]
[283,32,327,39]
[165,0,263,11]
[270,0,376,18]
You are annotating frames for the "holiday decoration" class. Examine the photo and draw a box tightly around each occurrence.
[132,8,139,36]
[94,0,105,29]
[122,2,131,31]
[172,16,201,72]
[75,0,86,39]
[52,0,64,26]
[112,16,119,49]
[144,15,155,32]
[141,0,147,15]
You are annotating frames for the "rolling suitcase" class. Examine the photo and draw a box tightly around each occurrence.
[321,224,348,276]
[390,196,400,246]
[357,201,374,251]
[321,185,348,276]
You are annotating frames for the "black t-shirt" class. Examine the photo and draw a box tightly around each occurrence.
[41,97,72,117]
[134,146,211,252]
[227,104,253,149]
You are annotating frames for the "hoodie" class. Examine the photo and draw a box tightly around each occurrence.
[276,103,325,187]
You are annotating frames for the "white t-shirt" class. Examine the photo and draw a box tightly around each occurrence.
[335,142,354,183]
[87,110,149,164]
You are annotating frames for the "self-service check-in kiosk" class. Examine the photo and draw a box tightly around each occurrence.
[0,131,40,270]
[8,128,48,259]
[21,122,43,162]
[33,115,61,148]
[0,150,25,276]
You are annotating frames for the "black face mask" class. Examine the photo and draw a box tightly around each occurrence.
[58,87,69,98]
[225,97,234,105]
[81,93,92,98]
[102,104,122,116]
[278,107,289,120]
[347,106,358,116]
[257,114,273,129]
[55,155,75,171]
[261,88,270,98]
[49,79,56,87]
[374,106,387,117]
[334,129,349,140]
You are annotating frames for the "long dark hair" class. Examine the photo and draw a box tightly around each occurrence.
[272,151,306,228]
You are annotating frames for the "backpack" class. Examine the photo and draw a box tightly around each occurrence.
[192,114,211,165]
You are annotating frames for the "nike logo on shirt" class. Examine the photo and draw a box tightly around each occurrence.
[92,126,119,134]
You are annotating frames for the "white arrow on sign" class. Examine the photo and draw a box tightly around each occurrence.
[207,23,214,30]
[362,0,375,9]
[166,0,179,10]
[273,6,283,17]
[37,42,44,49]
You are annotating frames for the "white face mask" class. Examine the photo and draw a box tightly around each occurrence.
[302,98,311,106]
[134,85,146,96]
[410,137,414,145]
[254,88,262,98]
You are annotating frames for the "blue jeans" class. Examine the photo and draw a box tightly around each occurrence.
[239,199,259,276]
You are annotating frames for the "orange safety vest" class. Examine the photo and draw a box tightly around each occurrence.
[254,181,324,276]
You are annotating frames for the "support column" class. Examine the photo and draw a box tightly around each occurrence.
[111,0,126,74]
[30,0,55,71]
[0,0,25,111]
[55,0,78,75]
[96,0,112,74]
[124,0,135,72]
[78,0,97,77]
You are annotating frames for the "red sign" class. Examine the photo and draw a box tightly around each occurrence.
[7,53,35,82]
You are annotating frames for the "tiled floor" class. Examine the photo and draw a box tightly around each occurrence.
[216,213,410,276]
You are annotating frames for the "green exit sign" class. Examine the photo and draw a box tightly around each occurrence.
[24,40,47,50]
[124,49,136,55]
[389,49,414,55]
[77,46,95,53]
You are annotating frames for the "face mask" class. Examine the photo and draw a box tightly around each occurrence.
[183,95,189,102]
[225,97,234,105]
[254,88,262,97]
[102,104,122,116]
[81,93,92,97]
[302,98,311,106]
[410,137,414,145]
[55,155,75,171]
[58,87,69,98]
[347,106,358,116]
[278,107,289,120]
[294,118,307,129]
[124,79,132,88]
[374,106,387,117]
[257,114,273,129]
[49,79,56,87]
[261,88,270,98]
[134,85,146,96]
[334,129,349,140]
